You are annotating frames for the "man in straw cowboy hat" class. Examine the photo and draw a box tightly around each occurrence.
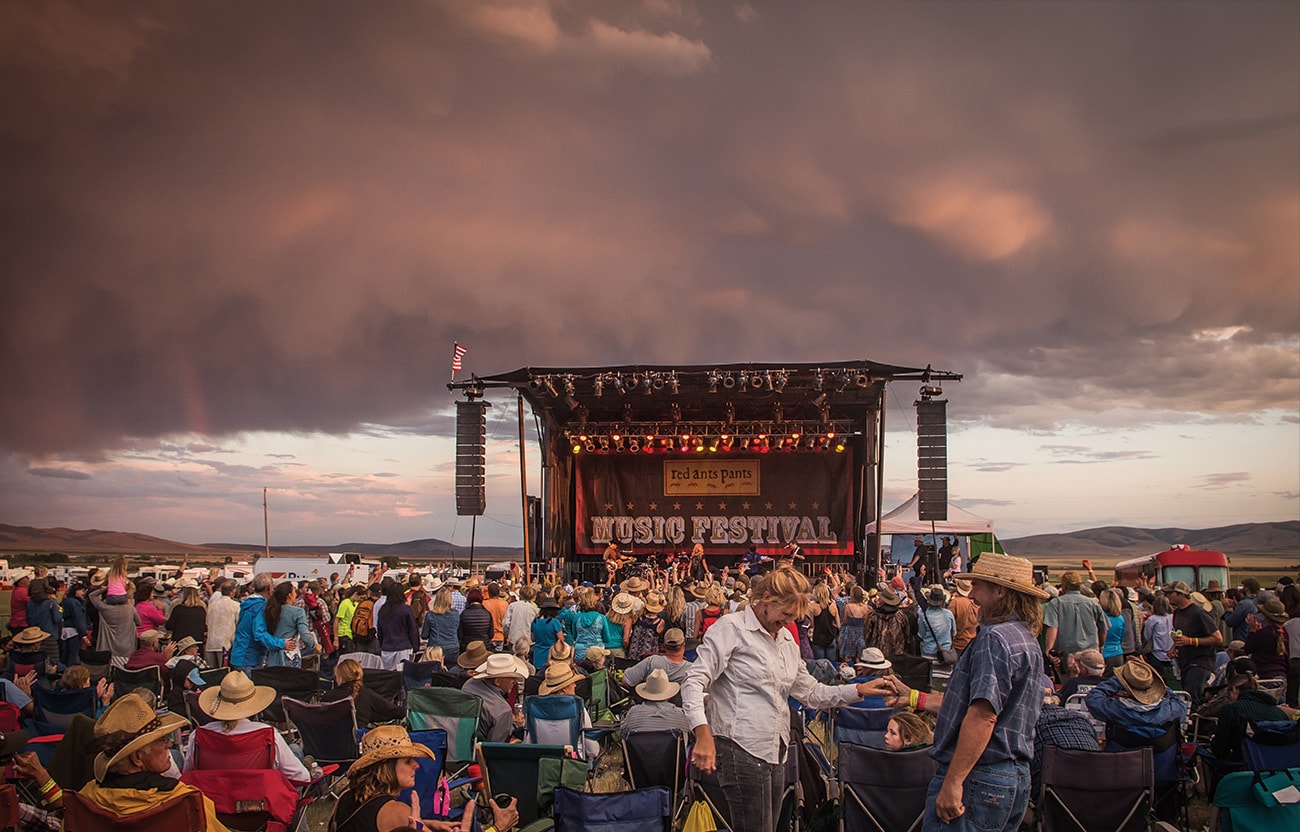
[182,670,311,783]
[865,551,1049,831]
[80,692,232,829]
[330,724,519,832]
[463,653,529,743]
[620,668,691,737]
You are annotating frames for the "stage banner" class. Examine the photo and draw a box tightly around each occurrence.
[574,452,854,556]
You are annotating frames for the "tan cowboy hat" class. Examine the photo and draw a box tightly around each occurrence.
[856,647,893,673]
[138,629,165,642]
[197,670,277,721]
[875,585,900,609]
[457,641,492,669]
[689,584,709,600]
[643,593,666,614]
[12,627,49,646]
[1114,659,1166,705]
[1260,598,1290,626]
[548,640,575,663]
[539,661,583,695]
[347,725,434,776]
[622,576,650,594]
[635,668,680,702]
[610,593,637,616]
[172,636,200,654]
[473,653,528,682]
[174,577,195,590]
[1203,580,1224,594]
[1189,592,1214,613]
[89,571,106,587]
[92,693,189,781]
[953,552,1049,600]
[953,578,973,597]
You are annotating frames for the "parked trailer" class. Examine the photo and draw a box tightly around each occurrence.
[253,552,378,584]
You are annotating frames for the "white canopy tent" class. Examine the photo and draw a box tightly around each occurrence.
[865,493,995,536]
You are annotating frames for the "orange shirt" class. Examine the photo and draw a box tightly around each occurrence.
[482,596,509,641]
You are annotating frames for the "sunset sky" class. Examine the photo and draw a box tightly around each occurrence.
[2,1,1297,550]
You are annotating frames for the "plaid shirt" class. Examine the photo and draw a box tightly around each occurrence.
[931,617,1045,766]
[450,590,467,614]
[1032,704,1100,794]
[18,801,62,832]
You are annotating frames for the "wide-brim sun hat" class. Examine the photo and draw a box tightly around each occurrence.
[622,576,649,594]
[1114,659,1166,705]
[611,593,636,616]
[458,641,491,669]
[12,627,49,646]
[172,636,200,654]
[347,725,433,776]
[953,552,1049,600]
[422,575,444,593]
[635,668,680,702]
[875,585,900,609]
[473,653,528,682]
[549,641,575,662]
[927,585,951,607]
[197,670,277,720]
[952,578,973,597]
[539,661,583,695]
[93,693,189,781]
[856,647,892,673]
[643,594,666,614]
[1260,598,1290,625]
[1189,591,1214,613]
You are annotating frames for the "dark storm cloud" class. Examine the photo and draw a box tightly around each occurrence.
[0,1,1296,456]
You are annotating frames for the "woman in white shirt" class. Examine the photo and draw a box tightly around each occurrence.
[683,569,878,832]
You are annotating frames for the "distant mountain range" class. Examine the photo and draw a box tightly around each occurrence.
[1,520,1297,561]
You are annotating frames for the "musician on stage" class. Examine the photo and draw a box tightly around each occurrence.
[603,541,633,587]
[688,543,708,583]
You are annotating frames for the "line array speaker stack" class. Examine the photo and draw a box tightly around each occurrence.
[916,399,948,522]
[456,400,488,516]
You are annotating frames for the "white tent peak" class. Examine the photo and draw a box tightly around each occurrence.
[865,493,995,535]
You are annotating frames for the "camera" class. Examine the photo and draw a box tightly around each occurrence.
[493,793,512,809]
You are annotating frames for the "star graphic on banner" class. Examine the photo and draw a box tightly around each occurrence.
[626,502,635,511]
[811,502,820,510]
[718,501,727,510]
[742,502,750,510]
[649,502,658,511]
[695,502,704,510]
[765,502,773,510]
[605,503,613,511]
[673,502,681,510]
[788,502,797,510]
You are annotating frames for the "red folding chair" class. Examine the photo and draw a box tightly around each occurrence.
[180,769,302,832]
[63,787,206,831]
[191,726,276,770]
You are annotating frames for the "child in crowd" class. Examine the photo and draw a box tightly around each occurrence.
[104,555,129,605]
[884,711,934,752]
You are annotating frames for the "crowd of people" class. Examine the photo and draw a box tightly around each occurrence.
[1,548,1296,832]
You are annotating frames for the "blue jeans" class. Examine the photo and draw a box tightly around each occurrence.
[812,644,836,661]
[1182,663,1213,708]
[716,737,784,832]
[922,760,1030,832]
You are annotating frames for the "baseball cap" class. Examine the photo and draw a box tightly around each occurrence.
[1162,580,1193,596]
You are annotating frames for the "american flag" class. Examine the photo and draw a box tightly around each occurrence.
[451,342,467,372]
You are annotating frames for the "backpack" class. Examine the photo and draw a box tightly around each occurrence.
[353,599,374,638]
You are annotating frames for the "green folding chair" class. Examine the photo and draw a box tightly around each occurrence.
[405,686,483,765]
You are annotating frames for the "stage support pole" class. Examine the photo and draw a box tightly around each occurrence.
[518,391,531,582]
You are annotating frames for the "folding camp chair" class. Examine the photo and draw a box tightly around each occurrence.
[197,667,231,688]
[688,759,733,832]
[363,668,404,705]
[108,665,161,702]
[396,729,453,820]
[1105,721,1187,828]
[181,768,305,832]
[249,666,319,723]
[524,694,590,759]
[621,731,690,823]
[832,706,894,750]
[1213,769,1300,831]
[1037,746,1153,832]
[886,654,932,693]
[63,787,206,831]
[338,651,384,670]
[838,742,936,832]
[476,742,571,828]
[1063,694,1106,743]
[552,786,672,832]
[283,695,360,791]
[184,689,219,727]
[405,686,483,765]
[32,685,96,732]
[1257,678,1287,705]
[0,783,16,832]
[1242,719,1300,772]
[402,660,445,689]
[191,726,277,771]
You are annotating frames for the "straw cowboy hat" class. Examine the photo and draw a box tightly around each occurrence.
[1189,592,1214,613]
[348,725,434,776]
[198,671,277,721]
[953,552,1049,600]
[610,593,637,616]
[539,661,583,695]
[92,693,189,781]
[635,668,680,702]
[1260,598,1290,626]
[952,578,973,597]
[875,585,901,610]
[458,641,492,670]
[12,627,48,646]
[622,576,650,594]
[643,593,666,614]
[473,653,528,682]
[172,636,201,654]
[548,641,575,663]
[1203,580,1225,595]
[856,647,893,673]
[1114,659,1167,705]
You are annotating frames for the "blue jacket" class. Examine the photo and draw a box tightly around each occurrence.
[27,596,62,638]
[230,595,286,669]
[265,603,316,667]
[1084,676,1188,740]
[62,596,89,636]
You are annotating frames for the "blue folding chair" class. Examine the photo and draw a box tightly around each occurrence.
[552,786,671,832]
[524,695,588,757]
[833,706,894,749]
[1243,720,1300,772]
[32,686,97,732]
[396,729,450,820]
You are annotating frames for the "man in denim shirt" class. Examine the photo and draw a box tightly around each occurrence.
[866,552,1048,832]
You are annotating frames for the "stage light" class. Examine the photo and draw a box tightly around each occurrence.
[722,373,736,389]
[669,372,680,395]
[585,439,597,453]
[594,376,604,397]
[572,443,582,454]
[598,438,609,452]
[773,371,788,393]
[707,371,719,393]
[613,376,627,394]
[811,392,827,409]
[721,435,733,451]
[628,438,640,453]
[855,372,870,388]
[835,440,846,452]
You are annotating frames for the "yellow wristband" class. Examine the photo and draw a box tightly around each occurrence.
[909,688,919,710]
[1192,637,1198,647]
